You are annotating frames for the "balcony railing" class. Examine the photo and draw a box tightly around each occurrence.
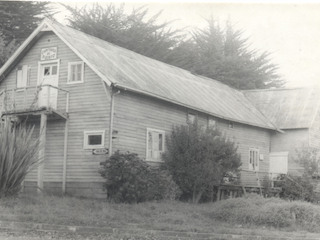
[0,85,69,115]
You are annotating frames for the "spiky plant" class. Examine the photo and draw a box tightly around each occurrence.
[0,119,40,197]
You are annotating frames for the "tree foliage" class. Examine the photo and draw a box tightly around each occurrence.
[162,122,241,203]
[63,3,183,63]
[295,147,320,178]
[0,1,52,67]
[170,19,284,89]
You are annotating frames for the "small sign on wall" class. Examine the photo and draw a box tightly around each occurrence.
[92,148,109,155]
[41,47,57,60]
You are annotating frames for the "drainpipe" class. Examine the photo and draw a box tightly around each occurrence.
[108,87,120,157]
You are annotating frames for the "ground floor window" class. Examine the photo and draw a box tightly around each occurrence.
[84,130,105,149]
[249,148,259,171]
[146,128,165,162]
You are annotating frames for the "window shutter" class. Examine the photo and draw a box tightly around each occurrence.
[17,65,28,88]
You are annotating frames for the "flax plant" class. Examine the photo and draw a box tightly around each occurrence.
[0,119,40,197]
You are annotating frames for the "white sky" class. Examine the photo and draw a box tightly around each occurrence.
[54,1,320,88]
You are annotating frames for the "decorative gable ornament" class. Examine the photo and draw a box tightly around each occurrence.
[41,47,57,61]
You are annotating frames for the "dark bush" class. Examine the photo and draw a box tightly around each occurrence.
[162,122,241,203]
[99,151,181,203]
[277,174,315,202]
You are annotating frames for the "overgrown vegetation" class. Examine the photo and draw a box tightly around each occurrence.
[99,151,181,203]
[277,174,315,202]
[3,194,320,236]
[162,122,241,203]
[0,120,40,197]
[209,193,320,232]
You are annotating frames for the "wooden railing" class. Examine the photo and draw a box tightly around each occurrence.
[239,169,284,188]
[0,85,69,115]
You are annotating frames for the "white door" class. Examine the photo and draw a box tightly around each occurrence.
[38,63,58,109]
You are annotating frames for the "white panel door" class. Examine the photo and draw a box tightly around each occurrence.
[38,63,58,109]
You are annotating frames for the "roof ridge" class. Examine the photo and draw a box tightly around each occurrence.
[243,86,317,92]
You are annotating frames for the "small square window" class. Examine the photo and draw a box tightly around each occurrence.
[147,128,165,162]
[84,130,105,149]
[68,62,84,84]
[228,122,234,129]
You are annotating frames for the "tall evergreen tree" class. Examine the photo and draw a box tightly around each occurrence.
[170,19,284,89]
[63,3,184,63]
[0,1,52,67]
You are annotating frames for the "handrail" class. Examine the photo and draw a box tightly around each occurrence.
[0,84,69,114]
[2,84,69,94]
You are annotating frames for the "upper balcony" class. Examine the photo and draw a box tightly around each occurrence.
[0,85,69,120]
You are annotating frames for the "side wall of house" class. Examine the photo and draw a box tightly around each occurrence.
[0,32,111,197]
[112,90,272,187]
[270,129,308,175]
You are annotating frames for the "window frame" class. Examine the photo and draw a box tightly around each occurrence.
[146,128,165,162]
[67,61,84,84]
[83,130,105,149]
[249,148,260,171]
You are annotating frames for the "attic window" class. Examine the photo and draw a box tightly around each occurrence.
[228,122,234,129]
[68,62,84,84]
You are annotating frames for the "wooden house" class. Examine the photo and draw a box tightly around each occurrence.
[245,87,320,176]
[0,19,288,197]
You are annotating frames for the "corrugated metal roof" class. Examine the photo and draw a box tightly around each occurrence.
[244,87,320,129]
[0,19,277,130]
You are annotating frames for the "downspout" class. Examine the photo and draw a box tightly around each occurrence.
[108,86,120,157]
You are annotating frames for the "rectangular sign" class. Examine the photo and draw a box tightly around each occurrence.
[41,47,57,61]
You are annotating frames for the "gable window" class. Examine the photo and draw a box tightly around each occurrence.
[16,65,29,88]
[249,148,259,171]
[187,112,196,124]
[68,61,84,84]
[147,128,165,162]
[84,130,105,149]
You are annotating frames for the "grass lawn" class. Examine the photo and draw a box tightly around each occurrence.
[1,193,320,239]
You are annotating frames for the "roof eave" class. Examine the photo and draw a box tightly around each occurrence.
[113,83,278,131]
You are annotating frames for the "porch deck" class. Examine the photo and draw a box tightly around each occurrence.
[0,85,69,120]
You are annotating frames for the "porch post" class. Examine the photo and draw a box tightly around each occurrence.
[62,119,69,194]
[37,113,47,192]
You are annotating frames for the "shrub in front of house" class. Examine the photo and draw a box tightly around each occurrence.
[99,151,181,203]
[162,122,241,203]
[277,174,315,202]
[0,120,40,197]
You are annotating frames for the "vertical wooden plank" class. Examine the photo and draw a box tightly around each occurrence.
[37,113,47,192]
